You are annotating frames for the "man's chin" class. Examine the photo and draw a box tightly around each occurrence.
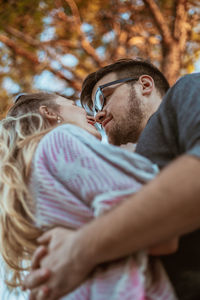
[107,135,121,146]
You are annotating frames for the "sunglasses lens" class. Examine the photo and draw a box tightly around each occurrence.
[93,89,104,115]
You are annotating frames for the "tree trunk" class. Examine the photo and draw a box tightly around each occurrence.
[162,42,182,86]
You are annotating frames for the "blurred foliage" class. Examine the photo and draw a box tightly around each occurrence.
[0,0,200,118]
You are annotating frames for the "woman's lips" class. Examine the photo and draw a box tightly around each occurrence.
[87,115,96,127]
[87,120,96,126]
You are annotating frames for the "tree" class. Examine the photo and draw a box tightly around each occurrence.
[0,0,200,118]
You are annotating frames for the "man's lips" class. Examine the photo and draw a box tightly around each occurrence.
[102,117,112,129]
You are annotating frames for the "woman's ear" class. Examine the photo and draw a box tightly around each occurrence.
[39,105,58,124]
[139,75,154,96]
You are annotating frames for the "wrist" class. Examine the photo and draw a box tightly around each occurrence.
[72,226,97,272]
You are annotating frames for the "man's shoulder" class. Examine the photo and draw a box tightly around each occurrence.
[137,72,200,167]
[159,72,200,110]
[178,72,200,81]
[173,72,200,88]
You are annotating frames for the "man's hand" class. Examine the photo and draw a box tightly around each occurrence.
[120,143,136,153]
[22,245,51,299]
[23,227,95,300]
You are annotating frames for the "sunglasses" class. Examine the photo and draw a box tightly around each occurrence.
[93,77,139,116]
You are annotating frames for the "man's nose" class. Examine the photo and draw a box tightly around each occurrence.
[95,110,106,124]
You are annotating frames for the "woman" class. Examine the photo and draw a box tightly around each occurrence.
[0,92,177,299]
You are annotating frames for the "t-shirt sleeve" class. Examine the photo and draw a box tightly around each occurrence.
[163,73,200,156]
[136,73,200,167]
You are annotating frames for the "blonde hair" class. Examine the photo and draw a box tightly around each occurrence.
[0,93,60,288]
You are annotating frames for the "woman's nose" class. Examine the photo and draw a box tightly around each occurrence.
[95,111,106,124]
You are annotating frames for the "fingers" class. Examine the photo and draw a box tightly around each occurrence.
[38,227,74,245]
[29,289,37,300]
[23,269,51,290]
[39,286,50,300]
[29,291,36,300]
[32,246,47,270]
[28,286,50,300]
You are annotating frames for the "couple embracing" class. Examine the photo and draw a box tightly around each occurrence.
[1,59,200,300]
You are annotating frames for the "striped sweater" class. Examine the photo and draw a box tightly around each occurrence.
[29,124,177,300]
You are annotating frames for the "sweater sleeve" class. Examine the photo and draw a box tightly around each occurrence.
[30,125,96,229]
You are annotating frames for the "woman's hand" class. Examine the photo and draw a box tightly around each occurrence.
[120,143,137,153]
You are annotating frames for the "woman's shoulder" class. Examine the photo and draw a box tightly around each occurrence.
[34,124,99,161]
[43,123,97,142]
[37,124,87,147]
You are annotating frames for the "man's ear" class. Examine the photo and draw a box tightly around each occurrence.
[139,75,154,96]
[39,105,58,123]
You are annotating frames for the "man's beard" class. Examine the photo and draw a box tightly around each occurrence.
[107,87,145,146]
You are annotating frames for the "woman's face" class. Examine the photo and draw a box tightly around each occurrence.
[55,96,101,140]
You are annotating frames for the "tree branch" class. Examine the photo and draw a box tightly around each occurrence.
[64,0,82,27]
[0,34,82,92]
[45,48,83,82]
[4,27,83,84]
[0,34,39,64]
[174,0,190,51]
[5,26,40,47]
[111,21,122,60]
[42,39,77,50]
[143,0,173,46]
[64,0,104,67]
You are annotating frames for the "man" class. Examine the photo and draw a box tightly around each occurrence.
[81,58,169,146]
[24,59,200,300]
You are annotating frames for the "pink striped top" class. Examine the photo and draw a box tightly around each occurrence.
[29,124,177,300]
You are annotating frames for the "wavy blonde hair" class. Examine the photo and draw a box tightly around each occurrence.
[0,93,60,288]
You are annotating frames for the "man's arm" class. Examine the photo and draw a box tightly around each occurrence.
[24,154,200,299]
[75,155,200,263]
[149,237,179,255]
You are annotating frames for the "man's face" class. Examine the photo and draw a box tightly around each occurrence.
[91,72,146,145]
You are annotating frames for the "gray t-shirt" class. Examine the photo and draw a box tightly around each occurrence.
[136,73,200,300]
